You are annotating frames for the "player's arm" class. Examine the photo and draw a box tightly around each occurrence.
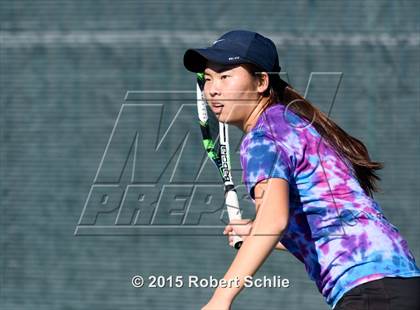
[224,219,287,251]
[253,180,288,253]
[275,241,287,251]
[205,178,289,307]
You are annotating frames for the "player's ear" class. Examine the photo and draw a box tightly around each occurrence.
[256,72,270,94]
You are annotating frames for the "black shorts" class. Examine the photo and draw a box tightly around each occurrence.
[334,276,420,310]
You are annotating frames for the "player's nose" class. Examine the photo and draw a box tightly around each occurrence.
[207,81,222,97]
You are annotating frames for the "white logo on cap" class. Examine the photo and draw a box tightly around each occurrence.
[228,56,240,61]
[212,39,225,45]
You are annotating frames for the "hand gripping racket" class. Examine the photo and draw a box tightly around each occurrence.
[196,73,243,250]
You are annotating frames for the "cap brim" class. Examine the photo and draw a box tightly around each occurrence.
[183,48,246,73]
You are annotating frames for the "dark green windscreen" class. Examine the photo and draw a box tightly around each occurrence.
[1,1,419,309]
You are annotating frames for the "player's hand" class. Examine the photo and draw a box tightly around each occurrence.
[223,219,253,247]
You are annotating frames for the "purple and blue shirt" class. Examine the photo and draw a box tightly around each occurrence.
[239,103,420,309]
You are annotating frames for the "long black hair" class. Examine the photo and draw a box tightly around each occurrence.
[247,64,384,198]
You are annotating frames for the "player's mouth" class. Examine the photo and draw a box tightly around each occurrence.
[210,102,224,114]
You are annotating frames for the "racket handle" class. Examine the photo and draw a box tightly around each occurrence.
[232,235,243,250]
[225,190,243,250]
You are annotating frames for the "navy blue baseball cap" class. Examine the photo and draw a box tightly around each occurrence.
[183,30,281,74]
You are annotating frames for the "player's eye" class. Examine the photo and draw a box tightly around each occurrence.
[221,75,229,79]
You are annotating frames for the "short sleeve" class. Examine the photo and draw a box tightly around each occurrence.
[240,131,292,200]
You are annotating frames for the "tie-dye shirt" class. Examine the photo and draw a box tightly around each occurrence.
[239,103,420,309]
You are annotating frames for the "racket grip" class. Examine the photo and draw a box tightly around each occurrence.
[225,190,243,250]
[232,235,243,250]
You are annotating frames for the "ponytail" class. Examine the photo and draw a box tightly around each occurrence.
[249,65,384,198]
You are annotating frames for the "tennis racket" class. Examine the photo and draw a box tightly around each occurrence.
[196,73,243,250]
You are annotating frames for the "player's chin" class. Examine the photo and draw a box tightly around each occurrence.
[216,113,229,124]
[215,109,236,123]
[213,111,222,119]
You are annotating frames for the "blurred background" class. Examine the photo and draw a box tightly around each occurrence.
[1,1,419,309]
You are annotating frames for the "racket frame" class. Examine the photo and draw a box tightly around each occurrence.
[196,74,243,249]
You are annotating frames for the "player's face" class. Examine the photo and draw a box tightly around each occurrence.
[203,61,260,127]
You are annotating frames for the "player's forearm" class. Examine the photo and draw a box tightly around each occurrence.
[275,241,287,251]
[213,224,285,302]
[211,178,289,304]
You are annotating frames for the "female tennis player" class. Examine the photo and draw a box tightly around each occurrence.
[183,30,420,310]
